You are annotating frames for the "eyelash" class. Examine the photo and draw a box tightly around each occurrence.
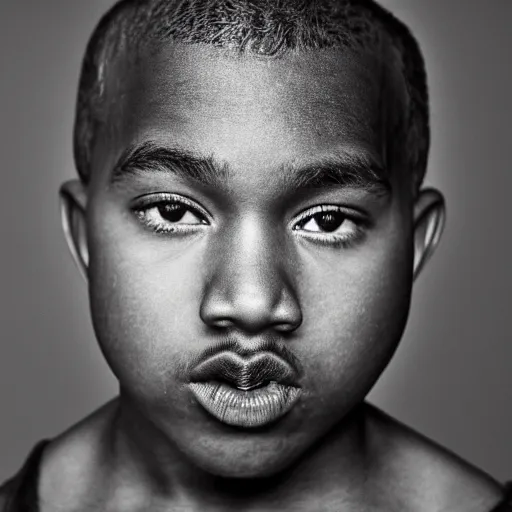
[132,193,209,235]
[291,205,366,248]
[131,194,367,248]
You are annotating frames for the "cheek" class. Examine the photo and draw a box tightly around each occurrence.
[86,219,207,402]
[298,218,414,407]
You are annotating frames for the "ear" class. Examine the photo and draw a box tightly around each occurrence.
[412,188,446,280]
[59,180,89,282]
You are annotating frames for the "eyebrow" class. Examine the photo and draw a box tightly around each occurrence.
[278,151,390,196]
[110,141,390,196]
[110,141,229,188]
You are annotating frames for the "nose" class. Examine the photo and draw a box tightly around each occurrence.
[199,217,302,335]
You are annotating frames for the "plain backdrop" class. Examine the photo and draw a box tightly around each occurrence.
[0,0,510,482]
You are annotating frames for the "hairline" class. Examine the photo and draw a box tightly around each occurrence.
[74,1,429,192]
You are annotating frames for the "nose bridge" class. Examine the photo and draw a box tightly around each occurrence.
[231,213,280,279]
[200,214,302,333]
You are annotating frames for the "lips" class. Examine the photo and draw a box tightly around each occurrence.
[189,351,298,390]
[188,349,302,428]
[189,381,302,428]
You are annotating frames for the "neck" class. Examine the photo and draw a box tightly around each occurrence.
[106,396,372,511]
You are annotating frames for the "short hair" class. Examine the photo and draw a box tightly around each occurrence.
[74,0,430,190]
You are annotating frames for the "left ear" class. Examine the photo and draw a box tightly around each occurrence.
[59,179,89,282]
[412,187,446,280]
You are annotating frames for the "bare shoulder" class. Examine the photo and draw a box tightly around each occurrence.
[38,399,119,511]
[364,403,505,512]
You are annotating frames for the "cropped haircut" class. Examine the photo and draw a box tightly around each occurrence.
[74,0,430,190]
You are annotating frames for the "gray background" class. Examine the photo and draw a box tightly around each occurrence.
[0,0,510,482]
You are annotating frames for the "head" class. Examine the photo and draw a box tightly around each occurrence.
[60,0,445,479]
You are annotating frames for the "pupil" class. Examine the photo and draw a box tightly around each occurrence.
[316,212,344,232]
[159,204,187,222]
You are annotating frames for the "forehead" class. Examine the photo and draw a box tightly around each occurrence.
[101,43,400,182]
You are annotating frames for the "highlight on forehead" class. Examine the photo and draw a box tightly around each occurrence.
[74,0,429,191]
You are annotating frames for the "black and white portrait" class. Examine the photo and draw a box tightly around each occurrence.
[0,1,510,510]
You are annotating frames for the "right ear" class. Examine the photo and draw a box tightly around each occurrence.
[59,180,89,282]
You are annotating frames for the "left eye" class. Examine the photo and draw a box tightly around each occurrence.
[300,211,348,233]
[133,195,209,235]
[153,203,203,224]
[293,206,364,247]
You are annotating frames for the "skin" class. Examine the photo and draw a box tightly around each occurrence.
[31,43,502,511]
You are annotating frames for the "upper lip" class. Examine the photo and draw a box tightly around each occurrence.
[188,339,302,390]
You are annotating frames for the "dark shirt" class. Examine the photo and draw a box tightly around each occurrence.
[1,440,512,511]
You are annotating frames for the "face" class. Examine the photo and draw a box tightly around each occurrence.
[64,43,438,478]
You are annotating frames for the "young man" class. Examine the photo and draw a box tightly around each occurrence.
[1,0,510,510]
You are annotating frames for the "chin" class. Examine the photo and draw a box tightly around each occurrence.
[179,427,306,479]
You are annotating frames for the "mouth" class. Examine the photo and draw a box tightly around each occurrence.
[189,380,302,428]
[188,350,302,428]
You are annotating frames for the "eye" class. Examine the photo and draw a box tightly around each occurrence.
[132,193,209,235]
[292,205,366,248]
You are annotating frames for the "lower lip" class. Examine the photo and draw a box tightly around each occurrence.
[189,381,302,428]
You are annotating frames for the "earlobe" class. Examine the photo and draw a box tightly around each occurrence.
[412,188,446,280]
[59,179,89,282]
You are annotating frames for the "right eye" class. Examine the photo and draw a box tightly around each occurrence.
[291,204,367,248]
[132,193,210,235]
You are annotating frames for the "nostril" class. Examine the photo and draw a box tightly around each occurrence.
[210,318,235,329]
[274,321,301,333]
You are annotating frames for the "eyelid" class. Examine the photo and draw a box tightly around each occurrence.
[132,192,212,222]
[290,204,366,230]
[289,204,368,249]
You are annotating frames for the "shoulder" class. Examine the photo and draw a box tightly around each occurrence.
[364,403,506,512]
[0,401,117,512]
[0,438,51,511]
[38,399,118,509]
